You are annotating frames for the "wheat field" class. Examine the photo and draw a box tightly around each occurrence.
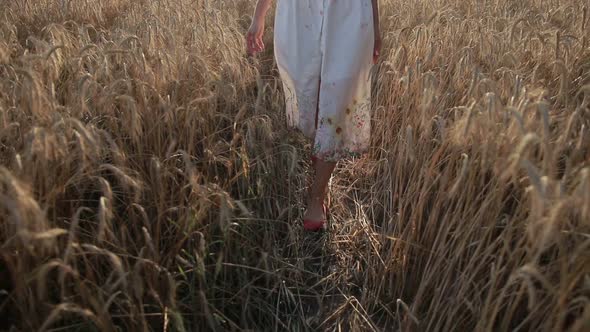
[0,0,589,331]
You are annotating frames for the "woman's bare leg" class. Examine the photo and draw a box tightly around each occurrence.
[305,77,335,222]
[304,158,336,221]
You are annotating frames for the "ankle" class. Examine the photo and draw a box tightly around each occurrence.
[307,194,324,205]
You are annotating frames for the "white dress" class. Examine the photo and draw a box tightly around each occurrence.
[274,0,375,162]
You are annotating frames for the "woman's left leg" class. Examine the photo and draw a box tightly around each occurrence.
[303,0,375,228]
[306,76,333,225]
[304,158,335,223]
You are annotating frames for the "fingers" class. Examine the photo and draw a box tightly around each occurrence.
[246,32,264,56]
[373,49,380,64]
[254,38,265,53]
[246,32,255,55]
[373,40,382,64]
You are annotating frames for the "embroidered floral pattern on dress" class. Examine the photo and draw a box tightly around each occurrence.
[312,96,371,162]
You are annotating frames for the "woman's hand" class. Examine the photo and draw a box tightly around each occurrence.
[373,30,381,64]
[371,0,381,64]
[246,18,265,56]
[247,0,272,56]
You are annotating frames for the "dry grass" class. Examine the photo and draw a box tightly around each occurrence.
[0,0,589,331]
